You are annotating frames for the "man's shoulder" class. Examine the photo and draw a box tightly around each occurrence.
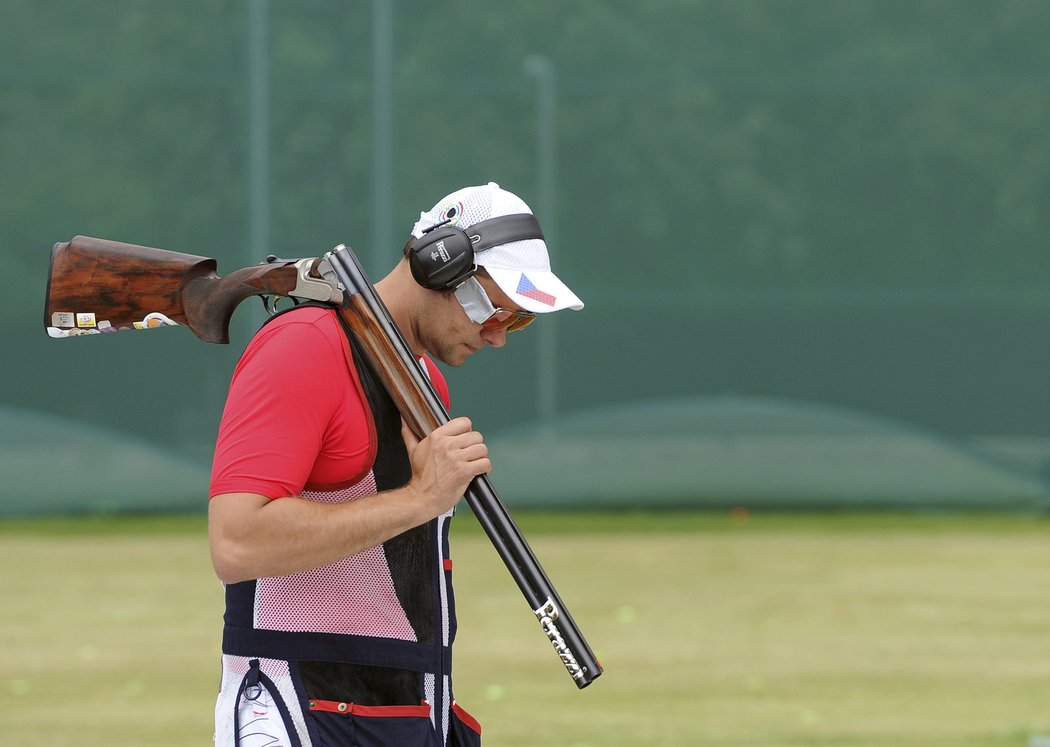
[252,306,343,345]
[239,306,345,367]
[262,304,339,331]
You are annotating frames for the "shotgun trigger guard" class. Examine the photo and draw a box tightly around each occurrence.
[290,258,343,304]
[261,294,294,317]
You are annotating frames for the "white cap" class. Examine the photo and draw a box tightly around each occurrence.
[411,182,584,314]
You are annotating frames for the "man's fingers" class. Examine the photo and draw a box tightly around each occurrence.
[401,418,421,450]
[459,442,491,467]
[470,456,492,476]
[440,416,473,435]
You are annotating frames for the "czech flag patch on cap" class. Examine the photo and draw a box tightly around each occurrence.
[516,273,557,306]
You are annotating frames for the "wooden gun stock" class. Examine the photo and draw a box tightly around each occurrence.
[44,236,332,344]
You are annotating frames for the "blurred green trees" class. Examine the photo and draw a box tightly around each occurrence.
[5,0,1050,456]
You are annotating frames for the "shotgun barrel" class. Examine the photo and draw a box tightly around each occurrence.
[320,244,603,688]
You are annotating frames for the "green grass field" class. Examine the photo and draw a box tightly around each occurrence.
[1,511,1048,746]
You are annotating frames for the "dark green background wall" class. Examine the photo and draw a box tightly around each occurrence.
[5,1,1050,512]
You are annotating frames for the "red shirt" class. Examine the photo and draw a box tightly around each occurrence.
[210,306,449,500]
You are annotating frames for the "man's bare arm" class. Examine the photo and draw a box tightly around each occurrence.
[208,417,489,583]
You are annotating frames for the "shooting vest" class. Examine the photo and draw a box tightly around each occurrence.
[218,308,477,746]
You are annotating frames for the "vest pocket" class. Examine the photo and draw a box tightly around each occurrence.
[306,699,434,746]
[450,701,482,747]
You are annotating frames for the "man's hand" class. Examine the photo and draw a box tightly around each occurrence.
[403,416,491,515]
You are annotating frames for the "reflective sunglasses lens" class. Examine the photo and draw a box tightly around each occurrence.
[482,309,536,333]
[507,314,536,332]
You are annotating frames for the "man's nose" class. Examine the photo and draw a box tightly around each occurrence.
[480,327,508,349]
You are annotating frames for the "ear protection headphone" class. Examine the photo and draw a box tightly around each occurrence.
[407,213,545,291]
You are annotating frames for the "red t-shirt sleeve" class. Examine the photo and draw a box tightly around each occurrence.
[209,313,347,500]
[422,356,451,411]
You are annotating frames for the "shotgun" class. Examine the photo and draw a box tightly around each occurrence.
[45,235,603,688]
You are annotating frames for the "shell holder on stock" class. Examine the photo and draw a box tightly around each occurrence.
[406,213,545,291]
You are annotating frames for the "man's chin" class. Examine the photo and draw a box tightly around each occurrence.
[432,347,473,367]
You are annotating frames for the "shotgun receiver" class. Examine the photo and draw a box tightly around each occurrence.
[45,235,603,689]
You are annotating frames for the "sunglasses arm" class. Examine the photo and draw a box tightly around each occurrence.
[452,275,496,323]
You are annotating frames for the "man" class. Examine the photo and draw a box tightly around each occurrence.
[208,182,584,746]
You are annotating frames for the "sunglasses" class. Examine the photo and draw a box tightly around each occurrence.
[454,275,537,333]
[481,307,537,333]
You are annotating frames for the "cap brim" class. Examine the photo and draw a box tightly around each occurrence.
[482,266,584,314]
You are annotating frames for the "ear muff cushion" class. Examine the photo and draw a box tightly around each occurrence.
[408,225,476,290]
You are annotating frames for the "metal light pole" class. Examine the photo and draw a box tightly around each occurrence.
[246,0,271,329]
[523,55,558,431]
[372,0,395,276]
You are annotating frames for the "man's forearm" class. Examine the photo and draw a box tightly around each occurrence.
[209,418,488,584]
[208,488,431,584]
